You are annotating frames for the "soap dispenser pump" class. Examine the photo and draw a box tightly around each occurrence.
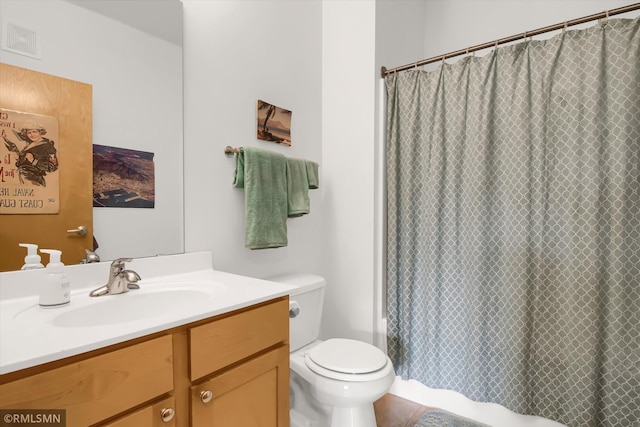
[19,243,45,270]
[39,249,70,308]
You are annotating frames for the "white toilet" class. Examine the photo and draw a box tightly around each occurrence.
[270,274,395,427]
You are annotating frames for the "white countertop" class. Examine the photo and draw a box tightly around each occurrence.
[0,252,294,375]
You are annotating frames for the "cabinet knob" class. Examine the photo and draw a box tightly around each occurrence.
[200,390,213,404]
[160,407,175,422]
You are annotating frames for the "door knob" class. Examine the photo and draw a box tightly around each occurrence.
[66,226,88,236]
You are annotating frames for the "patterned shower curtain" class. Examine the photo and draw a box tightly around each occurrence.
[385,17,639,427]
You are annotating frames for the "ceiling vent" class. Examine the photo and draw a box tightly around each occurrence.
[1,22,41,60]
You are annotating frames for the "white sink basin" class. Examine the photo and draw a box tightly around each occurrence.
[53,288,214,327]
[12,282,226,328]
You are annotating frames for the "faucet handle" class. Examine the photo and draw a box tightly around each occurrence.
[122,270,141,283]
[111,258,133,273]
[122,270,141,291]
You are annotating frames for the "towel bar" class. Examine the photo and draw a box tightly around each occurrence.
[224,146,242,155]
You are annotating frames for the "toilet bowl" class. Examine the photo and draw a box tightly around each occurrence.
[292,339,395,426]
[269,274,395,427]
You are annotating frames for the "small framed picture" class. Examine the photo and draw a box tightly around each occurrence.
[257,100,292,146]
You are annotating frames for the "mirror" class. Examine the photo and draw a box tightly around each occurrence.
[0,0,184,268]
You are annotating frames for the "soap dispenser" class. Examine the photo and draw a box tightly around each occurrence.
[18,243,45,270]
[39,249,70,308]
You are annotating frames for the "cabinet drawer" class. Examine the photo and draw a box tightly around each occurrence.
[189,297,288,381]
[0,335,173,426]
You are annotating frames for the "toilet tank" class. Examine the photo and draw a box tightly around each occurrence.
[268,274,325,352]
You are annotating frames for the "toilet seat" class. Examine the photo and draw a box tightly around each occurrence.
[304,338,390,382]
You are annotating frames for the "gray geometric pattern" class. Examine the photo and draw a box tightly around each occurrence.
[415,410,489,427]
[385,17,640,427]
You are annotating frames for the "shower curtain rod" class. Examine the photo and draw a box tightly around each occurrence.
[381,2,640,78]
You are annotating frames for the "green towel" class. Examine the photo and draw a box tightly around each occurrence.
[286,157,310,217]
[306,160,319,189]
[233,147,288,249]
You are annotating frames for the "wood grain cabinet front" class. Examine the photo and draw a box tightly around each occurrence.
[0,296,290,427]
[0,335,174,426]
[190,346,289,427]
[189,298,289,381]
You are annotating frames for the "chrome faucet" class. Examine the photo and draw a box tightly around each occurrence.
[79,248,100,264]
[89,258,141,297]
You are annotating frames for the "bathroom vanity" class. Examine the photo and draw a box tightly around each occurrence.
[0,252,292,426]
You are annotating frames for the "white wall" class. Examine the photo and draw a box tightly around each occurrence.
[182,1,324,280]
[376,0,427,72]
[322,1,377,343]
[0,0,184,262]
[421,0,640,65]
[182,0,384,345]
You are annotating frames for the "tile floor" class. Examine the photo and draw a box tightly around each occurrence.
[374,393,437,427]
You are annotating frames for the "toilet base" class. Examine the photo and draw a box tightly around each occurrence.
[330,405,376,427]
[291,368,331,427]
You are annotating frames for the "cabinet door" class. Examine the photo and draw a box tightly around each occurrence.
[191,346,289,427]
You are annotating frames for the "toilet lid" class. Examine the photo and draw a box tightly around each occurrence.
[306,338,388,374]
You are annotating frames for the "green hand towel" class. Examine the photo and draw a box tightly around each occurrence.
[286,157,310,217]
[233,147,288,249]
[305,160,319,189]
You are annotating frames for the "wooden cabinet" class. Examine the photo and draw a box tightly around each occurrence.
[0,297,290,427]
[189,299,289,427]
[0,335,173,426]
[190,346,289,427]
[189,297,288,382]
